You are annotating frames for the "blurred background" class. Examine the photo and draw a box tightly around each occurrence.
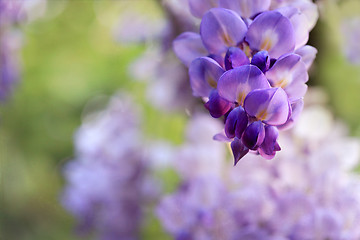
[0,0,359,239]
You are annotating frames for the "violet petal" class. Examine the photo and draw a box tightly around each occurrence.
[245,11,295,58]
[224,47,250,70]
[219,0,271,19]
[224,106,248,139]
[241,121,265,150]
[205,90,232,118]
[189,57,225,97]
[200,8,247,54]
[173,32,208,67]
[258,125,280,159]
[251,50,270,73]
[217,65,270,105]
[231,137,249,165]
[244,87,290,126]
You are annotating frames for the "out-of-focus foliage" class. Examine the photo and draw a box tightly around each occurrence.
[0,1,185,239]
[313,0,360,136]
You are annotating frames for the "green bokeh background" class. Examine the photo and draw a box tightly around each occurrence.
[0,0,359,239]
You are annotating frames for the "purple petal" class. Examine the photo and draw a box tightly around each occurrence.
[258,126,280,159]
[244,87,290,126]
[245,11,295,58]
[224,47,250,70]
[200,8,247,54]
[217,65,270,105]
[173,32,208,67]
[219,0,271,19]
[188,0,219,18]
[213,132,232,142]
[251,50,270,73]
[204,90,232,118]
[265,53,308,102]
[277,98,304,130]
[231,137,249,165]
[189,57,225,97]
[224,106,248,139]
[295,45,317,69]
[241,121,265,150]
[276,7,309,49]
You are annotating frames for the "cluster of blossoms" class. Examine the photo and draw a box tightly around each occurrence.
[0,0,46,101]
[62,95,159,240]
[173,0,318,163]
[157,105,360,239]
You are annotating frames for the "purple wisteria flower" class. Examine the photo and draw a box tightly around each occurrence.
[157,105,360,239]
[62,95,159,240]
[173,0,318,163]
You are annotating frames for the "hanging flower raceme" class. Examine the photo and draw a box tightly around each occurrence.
[62,95,159,240]
[173,0,318,164]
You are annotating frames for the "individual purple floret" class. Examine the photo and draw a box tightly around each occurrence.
[157,105,360,239]
[173,0,318,163]
[62,95,159,240]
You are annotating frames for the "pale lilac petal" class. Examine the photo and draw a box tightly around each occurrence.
[231,137,249,165]
[245,11,295,58]
[225,106,248,139]
[241,121,265,150]
[204,90,232,118]
[276,7,309,49]
[189,57,225,97]
[224,47,249,70]
[200,8,247,54]
[244,88,290,126]
[188,0,219,18]
[251,50,270,73]
[213,132,232,142]
[173,32,208,67]
[258,126,280,159]
[277,98,304,130]
[266,53,308,101]
[218,65,270,105]
[219,0,271,19]
[295,45,317,69]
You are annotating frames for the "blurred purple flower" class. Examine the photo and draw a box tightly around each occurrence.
[62,95,159,240]
[172,1,318,163]
[157,106,360,239]
[341,17,360,65]
[0,0,47,101]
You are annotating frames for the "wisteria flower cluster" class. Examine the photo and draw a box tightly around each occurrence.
[173,0,318,163]
[157,107,360,240]
[62,95,159,240]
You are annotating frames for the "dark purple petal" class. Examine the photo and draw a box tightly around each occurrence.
[224,106,248,139]
[244,87,290,126]
[173,32,208,67]
[189,57,225,97]
[224,47,250,70]
[200,8,247,54]
[265,53,308,102]
[231,137,249,165]
[277,98,304,130]
[204,90,232,118]
[188,0,219,18]
[251,50,270,73]
[241,121,265,150]
[295,45,317,69]
[276,7,309,49]
[219,0,271,19]
[245,11,295,58]
[217,65,270,105]
[258,126,280,159]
